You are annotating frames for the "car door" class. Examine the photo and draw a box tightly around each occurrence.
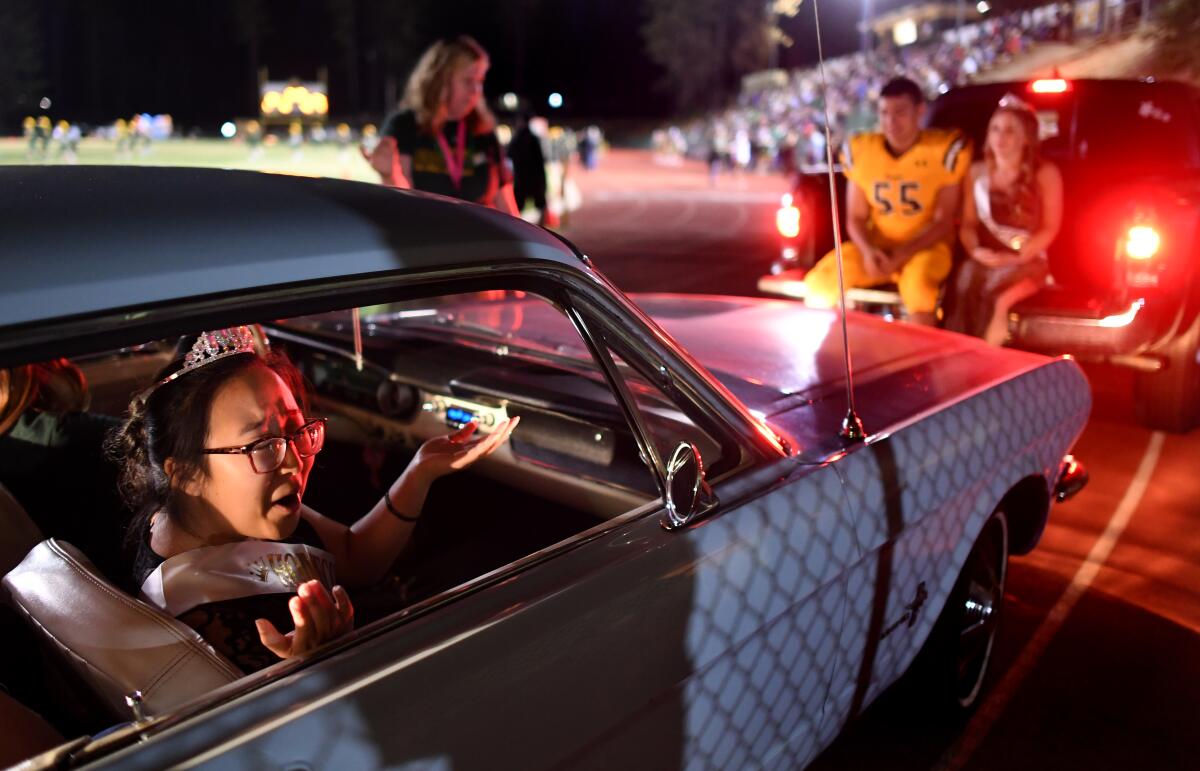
[556,297,861,769]
[91,278,856,771]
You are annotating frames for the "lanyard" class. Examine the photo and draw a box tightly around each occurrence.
[435,121,467,191]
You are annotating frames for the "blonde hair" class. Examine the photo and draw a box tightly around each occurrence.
[984,105,1042,228]
[401,36,495,135]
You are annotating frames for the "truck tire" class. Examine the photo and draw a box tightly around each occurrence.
[1134,314,1200,433]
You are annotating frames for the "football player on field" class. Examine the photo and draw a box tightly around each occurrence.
[805,77,971,325]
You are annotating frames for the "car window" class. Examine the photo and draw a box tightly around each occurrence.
[279,290,663,513]
[605,349,725,481]
[26,288,669,613]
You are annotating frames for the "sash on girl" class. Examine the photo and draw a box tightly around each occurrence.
[140,540,337,618]
[974,172,1041,258]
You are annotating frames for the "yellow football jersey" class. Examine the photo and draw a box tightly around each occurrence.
[841,128,971,245]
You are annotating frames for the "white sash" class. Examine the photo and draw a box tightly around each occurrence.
[974,172,1037,254]
[140,540,337,618]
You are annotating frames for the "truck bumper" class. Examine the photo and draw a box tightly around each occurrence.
[1008,288,1168,366]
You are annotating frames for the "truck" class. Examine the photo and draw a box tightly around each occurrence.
[759,78,1200,432]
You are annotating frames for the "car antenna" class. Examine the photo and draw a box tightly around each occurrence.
[811,0,865,441]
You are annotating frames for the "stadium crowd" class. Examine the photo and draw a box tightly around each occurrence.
[660,2,1077,177]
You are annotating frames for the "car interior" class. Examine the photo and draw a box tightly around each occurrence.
[0,288,732,756]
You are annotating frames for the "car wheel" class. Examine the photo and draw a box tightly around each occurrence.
[916,511,1009,713]
[1134,313,1200,433]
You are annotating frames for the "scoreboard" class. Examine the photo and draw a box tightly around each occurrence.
[260,81,329,124]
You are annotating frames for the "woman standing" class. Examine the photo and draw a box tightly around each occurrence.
[946,94,1063,344]
[366,36,518,216]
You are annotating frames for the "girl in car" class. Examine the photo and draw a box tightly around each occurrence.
[945,94,1063,344]
[365,36,519,216]
[111,327,517,672]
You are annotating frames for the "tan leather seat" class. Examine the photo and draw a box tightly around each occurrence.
[0,483,43,580]
[3,539,242,718]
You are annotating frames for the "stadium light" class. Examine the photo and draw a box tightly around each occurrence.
[548,92,563,109]
[893,19,918,46]
[220,122,237,139]
[502,92,519,111]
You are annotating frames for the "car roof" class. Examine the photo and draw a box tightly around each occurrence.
[936,78,1199,102]
[0,166,582,330]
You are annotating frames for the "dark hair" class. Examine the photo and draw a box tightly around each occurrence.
[107,343,308,549]
[879,77,925,105]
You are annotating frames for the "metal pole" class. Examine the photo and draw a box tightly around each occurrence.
[815,0,866,441]
[861,0,874,52]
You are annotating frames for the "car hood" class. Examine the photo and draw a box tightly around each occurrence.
[632,293,1047,418]
[335,291,1052,456]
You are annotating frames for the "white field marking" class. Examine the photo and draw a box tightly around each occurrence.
[935,430,1166,771]
[663,196,699,230]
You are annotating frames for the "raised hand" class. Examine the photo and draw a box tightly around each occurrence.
[408,417,520,482]
[256,580,354,660]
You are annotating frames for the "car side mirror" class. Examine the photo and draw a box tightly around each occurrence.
[661,442,718,530]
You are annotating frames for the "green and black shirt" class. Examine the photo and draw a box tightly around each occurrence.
[381,110,511,207]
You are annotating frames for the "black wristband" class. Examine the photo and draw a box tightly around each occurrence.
[383,494,420,522]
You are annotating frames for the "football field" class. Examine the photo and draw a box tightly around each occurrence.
[0,137,379,183]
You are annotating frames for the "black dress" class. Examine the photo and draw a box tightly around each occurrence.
[944,169,1049,339]
[132,518,332,673]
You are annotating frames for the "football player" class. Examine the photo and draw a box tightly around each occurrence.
[805,77,971,326]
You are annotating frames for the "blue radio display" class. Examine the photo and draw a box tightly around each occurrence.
[446,406,476,426]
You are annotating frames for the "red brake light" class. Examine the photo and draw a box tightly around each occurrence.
[1029,78,1070,94]
[1125,225,1161,260]
[776,194,801,239]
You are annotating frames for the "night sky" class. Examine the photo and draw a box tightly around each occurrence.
[23,0,958,129]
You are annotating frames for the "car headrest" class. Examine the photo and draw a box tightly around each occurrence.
[3,539,243,719]
[0,483,43,579]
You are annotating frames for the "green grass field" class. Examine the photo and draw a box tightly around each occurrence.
[0,137,380,183]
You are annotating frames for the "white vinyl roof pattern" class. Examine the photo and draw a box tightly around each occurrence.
[0,166,581,329]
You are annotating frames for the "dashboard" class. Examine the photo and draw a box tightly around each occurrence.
[267,323,661,518]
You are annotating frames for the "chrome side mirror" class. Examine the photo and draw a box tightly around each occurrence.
[661,442,718,530]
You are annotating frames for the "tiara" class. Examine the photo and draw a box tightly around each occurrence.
[154,326,258,389]
[997,92,1036,114]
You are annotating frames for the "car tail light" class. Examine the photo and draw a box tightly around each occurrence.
[1122,222,1165,288]
[1124,225,1161,260]
[1029,78,1070,94]
[777,194,801,239]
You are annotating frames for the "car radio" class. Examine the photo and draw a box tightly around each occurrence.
[422,394,506,433]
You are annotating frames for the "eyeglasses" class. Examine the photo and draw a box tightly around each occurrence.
[202,418,327,474]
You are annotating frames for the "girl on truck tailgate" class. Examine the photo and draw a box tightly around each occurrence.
[945,94,1063,344]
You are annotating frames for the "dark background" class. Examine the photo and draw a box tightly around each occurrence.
[7,0,1014,129]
